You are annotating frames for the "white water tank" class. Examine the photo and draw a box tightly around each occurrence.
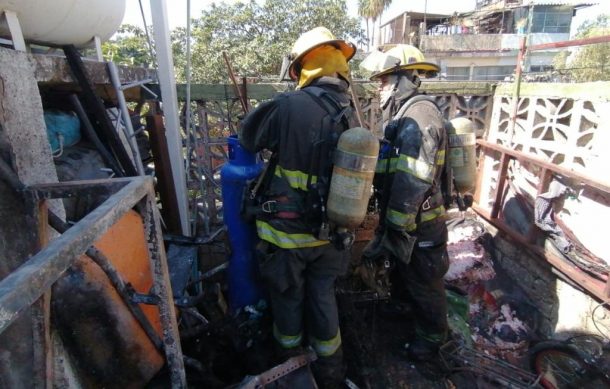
[0,0,126,47]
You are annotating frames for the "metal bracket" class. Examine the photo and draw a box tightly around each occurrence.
[1,10,26,51]
[237,350,318,388]
[128,287,161,305]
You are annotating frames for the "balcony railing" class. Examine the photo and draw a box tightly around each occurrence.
[476,0,521,9]
[421,33,570,53]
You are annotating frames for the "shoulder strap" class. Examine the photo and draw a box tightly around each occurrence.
[249,95,291,198]
[393,94,439,121]
[302,86,351,129]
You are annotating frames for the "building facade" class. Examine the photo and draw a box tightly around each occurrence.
[378,0,594,81]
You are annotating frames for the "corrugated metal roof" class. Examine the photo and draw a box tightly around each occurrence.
[523,0,597,6]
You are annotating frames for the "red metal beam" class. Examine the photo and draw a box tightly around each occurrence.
[490,153,510,219]
[528,35,610,51]
[472,204,609,301]
[478,140,610,194]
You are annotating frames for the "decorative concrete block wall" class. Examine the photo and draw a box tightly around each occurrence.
[481,82,610,264]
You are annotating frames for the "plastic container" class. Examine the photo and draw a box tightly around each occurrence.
[0,0,125,46]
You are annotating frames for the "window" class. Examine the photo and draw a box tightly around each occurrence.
[473,65,515,81]
[532,6,572,34]
[530,65,554,73]
[446,67,470,80]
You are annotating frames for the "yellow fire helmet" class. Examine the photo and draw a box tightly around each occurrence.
[288,26,356,80]
[366,44,440,80]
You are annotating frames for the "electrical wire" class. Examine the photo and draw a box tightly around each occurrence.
[138,0,158,69]
[591,300,610,340]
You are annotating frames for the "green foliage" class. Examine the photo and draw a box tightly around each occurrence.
[557,14,610,82]
[102,24,153,67]
[185,0,365,83]
[104,1,364,83]
[358,0,392,50]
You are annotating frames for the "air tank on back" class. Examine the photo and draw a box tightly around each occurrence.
[220,135,264,312]
[447,117,477,193]
[327,127,380,229]
[0,0,125,47]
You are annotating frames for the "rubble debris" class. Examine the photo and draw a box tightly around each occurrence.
[446,239,495,284]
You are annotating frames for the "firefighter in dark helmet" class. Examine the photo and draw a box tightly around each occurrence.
[239,27,358,387]
[362,44,450,361]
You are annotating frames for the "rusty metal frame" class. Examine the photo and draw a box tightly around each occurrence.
[0,176,186,387]
[474,139,610,301]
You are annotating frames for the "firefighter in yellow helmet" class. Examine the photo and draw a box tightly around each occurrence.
[240,27,358,387]
[362,44,450,361]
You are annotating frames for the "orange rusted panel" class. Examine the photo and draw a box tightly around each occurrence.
[52,210,165,387]
[94,210,162,335]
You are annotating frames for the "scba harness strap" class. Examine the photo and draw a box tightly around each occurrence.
[242,86,351,227]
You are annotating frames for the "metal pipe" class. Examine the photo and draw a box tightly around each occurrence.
[346,74,365,128]
[222,51,249,113]
[185,0,192,194]
[508,36,526,140]
[107,61,145,175]
[69,94,124,177]
[150,0,191,237]
[528,34,610,51]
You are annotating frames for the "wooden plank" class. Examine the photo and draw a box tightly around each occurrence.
[490,152,510,219]
[142,191,186,388]
[472,204,608,302]
[168,83,289,101]
[146,114,182,234]
[165,81,498,102]
[419,81,496,96]
[29,200,52,389]
[0,177,151,334]
[478,139,610,194]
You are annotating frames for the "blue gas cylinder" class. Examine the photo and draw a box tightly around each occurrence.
[220,135,264,312]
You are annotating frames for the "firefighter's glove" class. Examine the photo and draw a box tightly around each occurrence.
[383,228,416,265]
[362,229,416,266]
[362,232,386,267]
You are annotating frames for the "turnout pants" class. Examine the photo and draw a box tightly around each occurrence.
[395,220,449,343]
[258,242,349,387]
[258,243,349,356]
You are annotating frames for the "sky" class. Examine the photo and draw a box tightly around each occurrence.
[121,0,609,37]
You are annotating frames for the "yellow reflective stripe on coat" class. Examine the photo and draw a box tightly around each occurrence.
[375,157,398,173]
[420,205,445,223]
[311,330,342,357]
[387,206,444,232]
[273,323,303,348]
[396,154,435,183]
[387,209,417,231]
[435,150,446,166]
[256,220,328,249]
[275,166,316,191]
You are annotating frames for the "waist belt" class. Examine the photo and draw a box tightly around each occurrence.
[261,196,302,219]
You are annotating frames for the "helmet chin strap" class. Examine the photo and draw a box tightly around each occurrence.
[381,72,420,111]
